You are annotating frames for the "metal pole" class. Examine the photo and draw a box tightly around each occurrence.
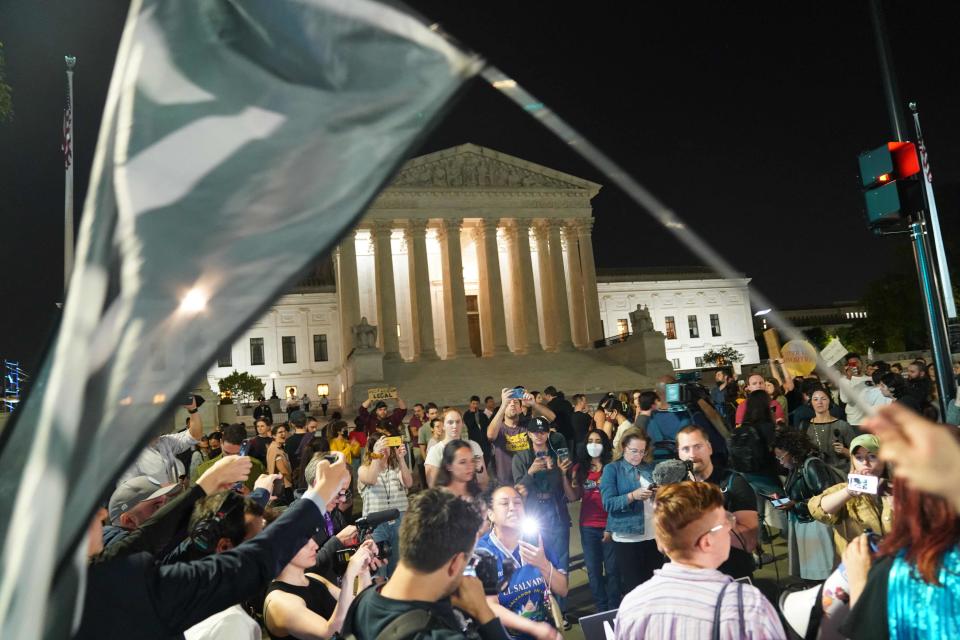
[909,103,957,319]
[910,222,954,417]
[868,0,907,142]
[64,56,76,295]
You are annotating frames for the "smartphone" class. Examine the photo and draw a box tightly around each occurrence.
[383,436,403,448]
[272,477,284,496]
[509,387,526,399]
[771,498,791,507]
[232,440,250,492]
[535,450,548,459]
[556,447,570,462]
[847,473,879,495]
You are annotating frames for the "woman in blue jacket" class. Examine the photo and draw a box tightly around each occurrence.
[600,428,662,594]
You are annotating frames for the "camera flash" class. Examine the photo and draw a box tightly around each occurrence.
[521,518,539,536]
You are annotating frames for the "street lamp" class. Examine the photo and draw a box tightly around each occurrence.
[270,371,279,399]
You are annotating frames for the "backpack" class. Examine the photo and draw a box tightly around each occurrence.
[727,424,769,474]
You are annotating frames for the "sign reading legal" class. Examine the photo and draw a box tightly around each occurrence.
[367,386,399,401]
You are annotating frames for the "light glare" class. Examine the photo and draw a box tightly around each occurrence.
[179,288,208,313]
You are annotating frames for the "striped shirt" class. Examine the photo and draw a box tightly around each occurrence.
[358,466,409,516]
[614,562,786,640]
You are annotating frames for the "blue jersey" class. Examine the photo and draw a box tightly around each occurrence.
[475,531,560,639]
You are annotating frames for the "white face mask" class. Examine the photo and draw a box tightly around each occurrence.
[586,443,603,458]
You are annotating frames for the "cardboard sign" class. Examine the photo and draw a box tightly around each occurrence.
[367,386,398,401]
[820,338,848,367]
[763,328,782,360]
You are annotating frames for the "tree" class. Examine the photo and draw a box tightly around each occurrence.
[0,41,13,122]
[217,370,265,406]
[701,346,744,366]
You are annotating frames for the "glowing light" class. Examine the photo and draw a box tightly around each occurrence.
[877,173,891,183]
[754,309,771,317]
[119,396,133,406]
[179,288,208,313]
[521,517,540,537]
[317,383,329,396]
[492,79,517,90]
[152,393,167,404]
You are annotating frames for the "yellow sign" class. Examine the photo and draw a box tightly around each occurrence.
[367,386,398,401]
[780,340,818,377]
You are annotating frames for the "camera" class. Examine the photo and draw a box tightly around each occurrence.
[336,539,392,563]
[464,547,514,595]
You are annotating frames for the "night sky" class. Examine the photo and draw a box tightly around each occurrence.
[2,1,959,371]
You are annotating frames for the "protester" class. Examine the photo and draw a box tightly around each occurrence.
[711,371,734,422]
[542,386,576,452]
[189,436,212,480]
[358,431,413,576]
[802,387,856,473]
[463,394,493,465]
[300,454,359,582]
[572,429,620,611]
[841,477,960,639]
[245,418,273,467]
[734,373,786,426]
[425,409,488,489]
[194,423,265,491]
[266,424,294,503]
[103,476,182,548]
[284,411,309,470]
[431,439,479,499]
[905,360,933,405]
[599,396,634,452]
[676,425,758,579]
[293,436,333,495]
[344,489,511,640]
[613,482,786,640]
[569,394,593,456]
[632,390,658,434]
[731,390,784,540]
[326,419,361,464]
[208,431,222,459]
[416,402,440,457]
[357,396,408,435]
[772,431,839,580]
[263,537,377,640]
[488,387,555,488]
[476,485,567,640]
[121,397,203,484]
[765,377,788,417]
[77,453,351,640]
[808,434,893,554]
[599,428,661,593]
[838,353,872,429]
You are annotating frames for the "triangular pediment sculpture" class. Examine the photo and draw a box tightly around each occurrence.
[389,143,600,195]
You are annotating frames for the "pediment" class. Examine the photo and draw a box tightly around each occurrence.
[388,143,601,197]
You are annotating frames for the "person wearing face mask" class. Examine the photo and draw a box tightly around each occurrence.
[771,431,840,580]
[571,429,620,611]
[808,434,894,554]
[599,429,662,594]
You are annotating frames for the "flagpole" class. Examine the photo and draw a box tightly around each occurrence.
[64,56,76,295]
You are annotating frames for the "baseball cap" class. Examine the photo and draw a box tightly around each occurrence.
[373,401,388,411]
[109,476,181,525]
[289,410,307,427]
[528,416,552,433]
[850,434,880,454]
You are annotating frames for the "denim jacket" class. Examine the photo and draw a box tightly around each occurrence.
[600,459,654,535]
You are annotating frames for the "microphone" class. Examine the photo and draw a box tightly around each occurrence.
[653,459,692,485]
[356,508,400,531]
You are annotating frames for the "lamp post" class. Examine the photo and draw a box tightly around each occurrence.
[270,371,279,399]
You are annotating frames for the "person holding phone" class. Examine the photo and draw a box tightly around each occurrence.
[358,432,413,577]
[808,434,894,554]
[771,431,838,580]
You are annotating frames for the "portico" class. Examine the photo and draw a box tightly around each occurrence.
[336,143,605,362]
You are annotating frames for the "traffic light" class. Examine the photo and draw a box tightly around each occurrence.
[857,141,922,229]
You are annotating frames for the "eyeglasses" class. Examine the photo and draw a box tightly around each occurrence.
[625,447,646,456]
[699,512,736,541]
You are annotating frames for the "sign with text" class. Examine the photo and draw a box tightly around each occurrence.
[781,340,818,377]
[820,338,849,367]
[367,386,398,401]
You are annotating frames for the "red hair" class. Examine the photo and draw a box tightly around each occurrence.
[879,477,960,584]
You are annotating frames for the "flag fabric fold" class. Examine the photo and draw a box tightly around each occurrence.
[0,1,479,636]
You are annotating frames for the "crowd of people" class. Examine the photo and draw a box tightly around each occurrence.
[85,351,960,639]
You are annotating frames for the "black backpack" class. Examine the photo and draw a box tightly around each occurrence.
[727,424,769,473]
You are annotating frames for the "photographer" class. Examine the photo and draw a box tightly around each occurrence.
[358,432,413,577]
[345,490,510,640]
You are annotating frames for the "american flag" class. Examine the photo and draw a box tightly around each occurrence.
[61,103,72,171]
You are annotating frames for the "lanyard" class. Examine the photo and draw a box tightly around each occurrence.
[489,531,523,568]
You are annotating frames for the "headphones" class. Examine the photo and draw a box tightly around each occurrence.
[191,491,245,552]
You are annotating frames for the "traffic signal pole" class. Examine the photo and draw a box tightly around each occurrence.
[869,0,955,415]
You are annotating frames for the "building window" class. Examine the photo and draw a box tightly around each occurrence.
[664,316,677,340]
[282,336,297,364]
[249,337,265,366]
[695,356,704,367]
[710,313,722,337]
[671,358,680,369]
[617,319,629,337]
[216,350,232,368]
[688,315,700,339]
[313,334,328,362]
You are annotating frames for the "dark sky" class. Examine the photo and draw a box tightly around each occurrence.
[2,1,959,370]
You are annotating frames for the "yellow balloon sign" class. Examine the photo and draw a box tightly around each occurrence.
[780,340,818,377]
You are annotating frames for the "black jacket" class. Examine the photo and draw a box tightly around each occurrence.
[462,409,491,459]
[782,455,837,522]
[75,487,324,640]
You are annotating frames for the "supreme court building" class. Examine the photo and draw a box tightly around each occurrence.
[207,144,758,408]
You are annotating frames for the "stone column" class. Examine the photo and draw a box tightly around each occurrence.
[575,217,604,345]
[532,220,557,350]
[371,221,400,360]
[562,222,589,348]
[474,220,509,356]
[438,218,474,358]
[406,219,438,360]
[336,231,361,360]
[547,219,574,351]
[503,219,542,353]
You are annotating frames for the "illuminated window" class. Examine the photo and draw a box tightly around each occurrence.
[664,316,677,340]
[617,319,629,336]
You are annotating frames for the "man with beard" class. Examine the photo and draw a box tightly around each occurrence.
[676,425,759,579]
[487,388,556,488]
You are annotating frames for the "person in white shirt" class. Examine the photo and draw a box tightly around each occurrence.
[424,409,488,489]
[120,397,203,484]
[838,354,872,428]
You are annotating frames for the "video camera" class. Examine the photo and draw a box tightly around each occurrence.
[663,372,710,413]
[335,508,399,563]
[464,547,514,595]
